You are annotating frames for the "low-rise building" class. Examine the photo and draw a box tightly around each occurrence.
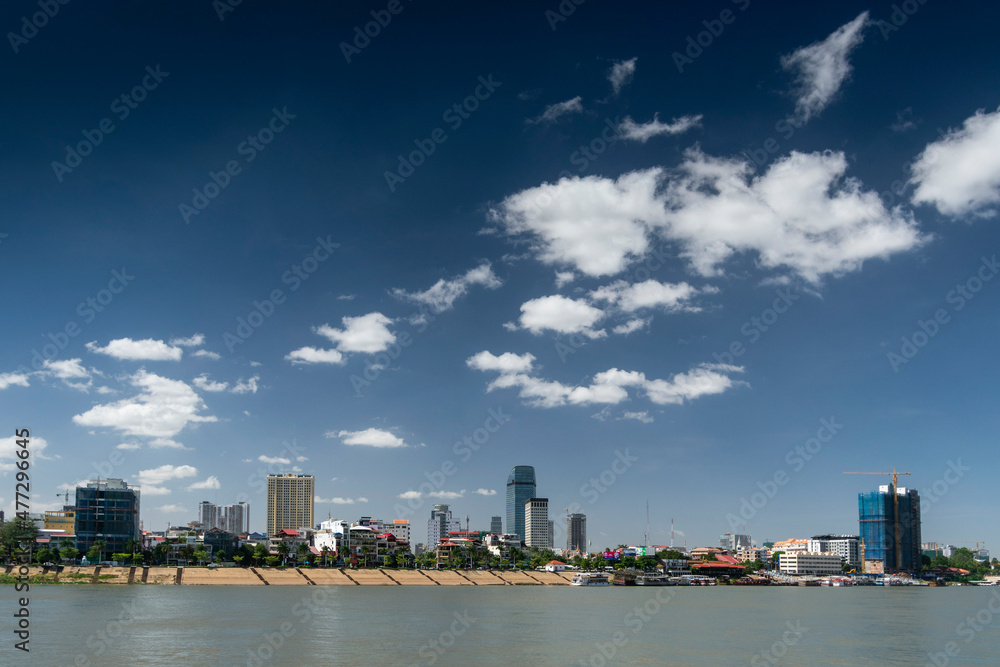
[779,551,842,575]
[808,534,860,567]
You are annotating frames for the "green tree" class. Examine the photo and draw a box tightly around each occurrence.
[88,539,107,563]
[277,542,290,566]
[265,555,280,567]
[320,546,330,567]
[657,550,686,561]
[296,542,309,564]
[253,543,269,567]
[35,548,53,564]
[193,549,208,566]
[1,520,39,562]
[233,554,244,567]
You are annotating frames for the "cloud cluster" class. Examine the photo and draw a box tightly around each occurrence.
[528,96,583,124]
[608,57,637,95]
[86,337,184,361]
[391,262,502,314]
[328,428,408,448]
[287,312,396,365]
[618,114,702,143]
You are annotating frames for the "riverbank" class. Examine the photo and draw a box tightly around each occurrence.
[2,565,576,585]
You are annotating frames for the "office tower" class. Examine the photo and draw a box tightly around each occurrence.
[525,498,549,549]
[859,484,921,572]
[567,513,587,552]
[427,504,461,547]
[198,501,221,530]
[266,474,315,537]
[223,501,249,534]
[74,479,140,556]
[490,516,503,534]
[506,466,536,542]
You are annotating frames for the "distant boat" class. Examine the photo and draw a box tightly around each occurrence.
[635,573,674,586]
[571,572,610,586]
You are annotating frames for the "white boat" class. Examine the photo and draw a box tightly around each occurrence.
[571,572,610,586]
[635,573,674,586]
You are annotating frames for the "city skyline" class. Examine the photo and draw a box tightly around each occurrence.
[1,2,999,552]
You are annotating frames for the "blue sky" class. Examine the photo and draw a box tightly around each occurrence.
[1,1,999,553]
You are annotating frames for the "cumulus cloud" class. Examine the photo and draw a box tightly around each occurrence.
[193,374,228,392]
[528,96,583,124]
[781,11,869,123]
[391,262,502,313]
[285,347,345,365]
[608,57,637,95]
[468,353,745,409]
[192,350,221,360]
[40,358,96,392]
[618,114,702,143]
[315,496,369,504]
[466,351,536,374]
[398,490,422,500]
[187,476,221,491]
[137,464,197,487]
[516,295,606,338]
[72,370,216,438]
[428,490,465,500]
[287,313,396,365]
[86,337,183,361]
[258,455,291,465]
[590,280,704,313]
[474,488,497,496]
[554,271,575,288]
[116,442,141,450]
[156,504,185,513]
[329,428,408,448]
[0,436,49,472]
[612,318,648,335]
[231,376,260,394]
[169,334,205,347]
[910,106,1000,218]
[149,438,188,450]
[621,411,654,423]
[0,372,30,390]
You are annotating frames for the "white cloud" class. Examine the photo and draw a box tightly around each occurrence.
[621,411,654,423]
[72,370,216,438]
[193,374,228,392]
[315,496,369,504]
[781,11,869,123]
[285,347,345,365]
[391,262,502,313]
[192,350,221,360]
[249,361,262,367]
[156,504,185,513]
[517,295,606,338]
[554,271,575,288]
[337,294,356,301]
[330,428,408,449]
[474,488,497,496]
[491,169,666,277]
[608,57,637,95]
[137,464,197,486]
[317,313,395,353]
[612,318,648,335]
[143,486,172,496]
[169,334,205,347]
[86,337,183,361]
[57,480,90,492]
[116,442,141,450]
[465,351,536,374]
[528,96,583,124]
[43,358,90,380]
[590,280,703,313]
[258,455,291,465]
[398,491,422,500]
[618,114,702,142]
[149,438,188,450]
[910,106,1000,218]
[428,490,465,500]
[468,353,746,409]
[0,372,30,390]
[891,108,917,133]
[0,436,49,472]
[187,476,221,491]
[231,376,260,394]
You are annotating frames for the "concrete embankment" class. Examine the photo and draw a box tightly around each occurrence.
[6,566,575,586]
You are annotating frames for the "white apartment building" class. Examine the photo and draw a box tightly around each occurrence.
[779,552,843,575]
[808,534,860,567]
[525,498,550,549]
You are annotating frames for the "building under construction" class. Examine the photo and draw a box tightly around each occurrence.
[858,484,921,573]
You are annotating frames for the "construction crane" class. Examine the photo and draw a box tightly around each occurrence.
[844,468,912,572]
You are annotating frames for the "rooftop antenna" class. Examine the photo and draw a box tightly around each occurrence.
[645,500,649,549]
[670,517,674,549]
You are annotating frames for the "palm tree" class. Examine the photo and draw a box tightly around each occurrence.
[277,542,290,566]
[296,542,309,565]
[320,546,330,568]
[124,539,139,564]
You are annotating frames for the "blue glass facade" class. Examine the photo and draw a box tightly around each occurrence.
[74,480,140,557]
[858,485,921,572]
[506,466,536,543]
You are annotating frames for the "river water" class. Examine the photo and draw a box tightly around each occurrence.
[15,584,1000,665]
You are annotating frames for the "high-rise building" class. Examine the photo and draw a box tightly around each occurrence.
[222,502,249,534]
[266,474,314,537]
[808,534,860,567]
[490,516,503,534]
[720,532,752,552]
[74,479,140,556]
[198,501,221,530]
[427,504,461,548]
[859,484,921,572]
[525,498,549,549]
[567,513,587,552]
[506,466,536,543]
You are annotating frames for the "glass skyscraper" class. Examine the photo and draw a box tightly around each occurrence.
[506,466,536,542]
[859,484,921,573]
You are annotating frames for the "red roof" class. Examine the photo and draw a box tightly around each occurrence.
[277,529,300,537]
[715,554,739,564]
[547,560,566,565]
[691,561,745,570]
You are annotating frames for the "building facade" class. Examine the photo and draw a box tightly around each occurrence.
[223,502,249,534]
[198,501,221,530]
[74,479,140,556]
[808,534,860,567]
[567,513,587,552]
[525,497,549,549]
[490,516,503,534]
[859,484,922,572]
[506,466,536,543]
[779,552,843,575]
[427,504,461,548]
[266,474,315,537]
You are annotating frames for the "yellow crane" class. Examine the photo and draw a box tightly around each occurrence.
[844,468,912,572]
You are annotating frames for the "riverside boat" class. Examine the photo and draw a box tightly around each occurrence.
[635,573,674,586]
[571,572,610,586]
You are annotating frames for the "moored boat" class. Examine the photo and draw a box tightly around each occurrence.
[571,572,610,586]
[635,573,674,586]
